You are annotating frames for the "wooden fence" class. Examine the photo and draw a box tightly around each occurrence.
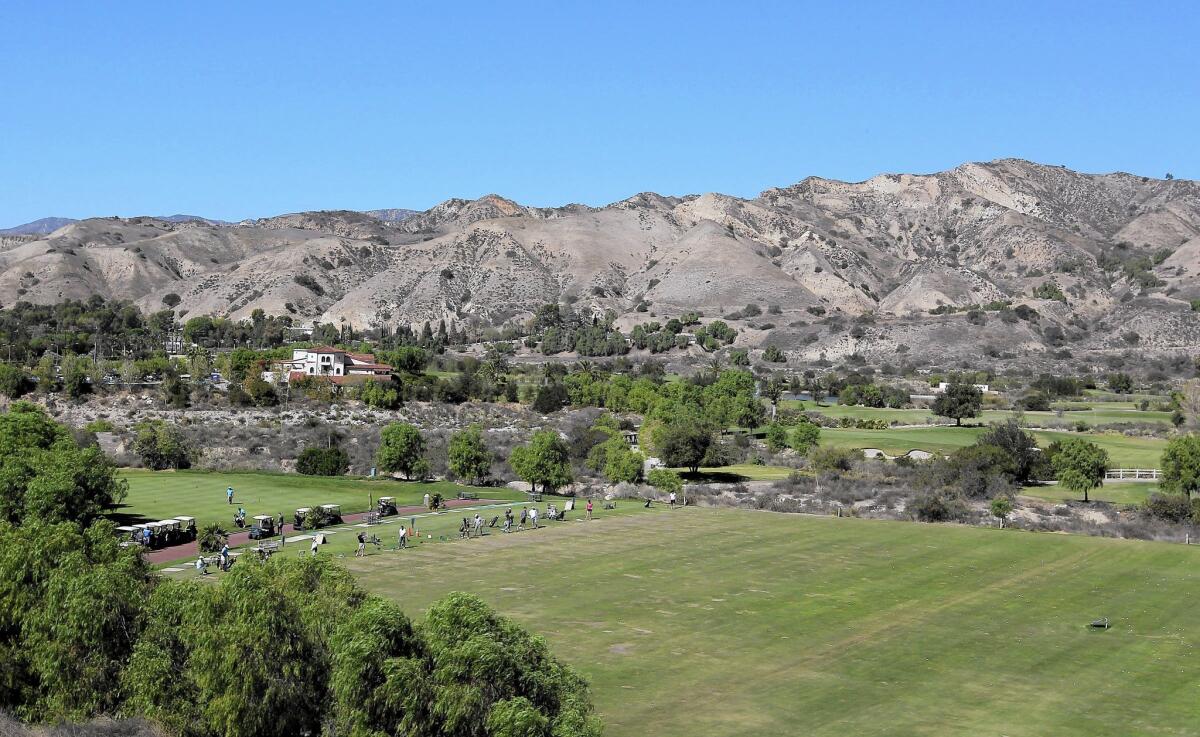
[1105,468,1161,480]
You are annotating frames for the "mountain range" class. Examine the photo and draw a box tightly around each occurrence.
[2,159,1198,363]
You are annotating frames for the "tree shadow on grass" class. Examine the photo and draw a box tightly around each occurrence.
[679,471,751,484]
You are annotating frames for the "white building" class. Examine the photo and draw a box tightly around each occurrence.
[934,382,993,394]
[269,346,393,385]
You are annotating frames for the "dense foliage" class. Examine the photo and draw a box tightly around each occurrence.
[297,446,351,476]
[0,407,602,736]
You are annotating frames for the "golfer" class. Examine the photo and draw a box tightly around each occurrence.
[669,491,677,506]
[529,506,539,529]
[397,525,408,549]
[311,535,320,557]
[586,499,593,520]
[356,531,367,557]
[473,513,483,538]
[226,486,234,505]
[503,508,513,532]
[423,492,431,509]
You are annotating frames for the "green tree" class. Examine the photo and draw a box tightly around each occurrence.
[124,557,360,737]
[0,363,31,398]
[761,377,785,419]
[1161,434,1200,498]
[357,380,401,409]
[990,497,1013,528]
[653,419,714,473]
[509,430,573,493]
[789,420,821,454]
[376,423,426,479]
[1051,438,1109,502]
[240,374,277,407]
[763,344,785,363]
[60,353,91,399]
[33,354,56,393]
[764,423,788,453]
[1107,372,1134,394]
[602,442,644,484]
[977,419,1041,484]
[0,520,153,721]
[647,467,683,496]
[448,424,493,485]
[0,403,128,526]
[932,380,982,426]
[296,446,350,476]
[132,420,193,470]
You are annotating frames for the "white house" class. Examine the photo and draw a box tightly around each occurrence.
[934,382,993,394]
[269,346,393,385]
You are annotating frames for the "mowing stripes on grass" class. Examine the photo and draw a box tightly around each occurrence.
[346,508,1200,737]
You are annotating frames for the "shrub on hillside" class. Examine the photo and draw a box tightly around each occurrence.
[296,446,349,476]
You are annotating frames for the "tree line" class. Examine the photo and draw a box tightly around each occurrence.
[0,403,602,737]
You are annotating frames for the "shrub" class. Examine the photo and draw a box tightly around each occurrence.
[647,468,683,496]
[911,489,969,522]
[809,446,857,473]
[296,446,350,476]
[132,420,193,470]
[293,274,325,295]
[1143,492,1198,523]
[84,419,116,433]
[197,522,228,553]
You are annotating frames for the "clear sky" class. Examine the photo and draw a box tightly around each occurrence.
[1,0,1196,226]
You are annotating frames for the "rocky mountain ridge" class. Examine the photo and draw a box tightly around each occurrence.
[2,159,1197,361]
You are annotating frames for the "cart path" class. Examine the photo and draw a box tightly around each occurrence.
[145,498,505,564]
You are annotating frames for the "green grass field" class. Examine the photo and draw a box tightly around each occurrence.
[812,426,1167,467]
[335,507,1200,737]
[781,400,1173,427]
[1021,481,1159,506]
[675,464,795,482]
[109,469,520,528]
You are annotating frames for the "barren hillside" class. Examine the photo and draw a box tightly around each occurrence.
[3,159,1198,359]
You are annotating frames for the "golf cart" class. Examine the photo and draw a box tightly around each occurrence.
[320,503,343,524]
[377,496,397,516]
[294,507,312,527]
[130,523,151,547]
[174,516,197,542]
[115,525,140,548]
[249,514,276,540]
[156,519,182,546]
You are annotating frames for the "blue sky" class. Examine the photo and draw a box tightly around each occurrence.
[0,1,1196,226]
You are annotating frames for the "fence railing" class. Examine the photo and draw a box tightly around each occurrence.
[1105,468,1161,480]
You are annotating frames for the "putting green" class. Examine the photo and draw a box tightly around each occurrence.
[343,507,1200,737]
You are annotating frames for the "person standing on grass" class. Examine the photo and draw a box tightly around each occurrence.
[311,535,320,557]
[398,524,408,549]
[277,513,286,545]
[669,491,677,506]
[518,507,528,531]
[227,486,234,505]
[356,531,367,557]
[529,506,539,529]
[473,513,483,538]
[423,492,430,509]
[219,543,230,571]
[503,508,513,533]
[586,498,593,520]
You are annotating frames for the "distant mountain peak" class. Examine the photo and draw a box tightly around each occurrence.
[0,217,79,236]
